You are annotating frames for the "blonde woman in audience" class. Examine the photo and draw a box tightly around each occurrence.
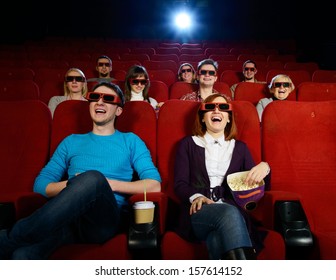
[48,68,88,117]
[256,74,295,121]
[124,65,163,110]
[177,62,197,83]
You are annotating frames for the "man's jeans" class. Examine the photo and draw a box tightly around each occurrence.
[0,170,121,259]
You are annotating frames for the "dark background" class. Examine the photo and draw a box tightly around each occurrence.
[0,0,335,69]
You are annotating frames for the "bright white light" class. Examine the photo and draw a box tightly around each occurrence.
[174,12,191,29]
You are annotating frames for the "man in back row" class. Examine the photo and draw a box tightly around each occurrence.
[87,55,116,84]
[230,60,266,98]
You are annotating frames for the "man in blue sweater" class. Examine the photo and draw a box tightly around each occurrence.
[0,82,161,259]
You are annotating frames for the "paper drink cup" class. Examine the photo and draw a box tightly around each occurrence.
[133,201,155,224]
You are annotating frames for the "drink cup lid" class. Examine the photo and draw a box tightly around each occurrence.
[133,201,155,209]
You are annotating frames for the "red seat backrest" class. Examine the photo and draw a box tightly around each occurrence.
[0,79,40,101]
[39,80,63,105]
[312,70,336,83]
[237,54,267,61]
[148,80,169,103]
[209,54,238,61]
[267,54,297,63]
[116,101,157,164]
[213,82,232,99]
[297,82,336,101]
[147,69,176,87]
[143,60,178,74]
[220,70,244,86]
[51,100,158,164]
[50,101,92,157]
[262,100,336,232]
[155,47,181,56]
[130,47,156,56]
[284,62,319,76]
[34,67,65,88]
[0,100,51,197]
[266,69,311,87]
[0,67,35,80]
[169,82,198,100]
[179,54,207,62]
[112,60,141,72]
[234,82,271,105]
[120,53,150,64]
[150,54,179,64]
[157,100,199,199]
[204,47,229,57]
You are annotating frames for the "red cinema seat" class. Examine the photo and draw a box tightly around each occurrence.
[0,100,51,221]
[262,100,336,259]
[234,82,295,104]
[169,82,198,100]
[143,60,178,74]
[266,69,311,87]
[150,54,179,64]
[0,79,40,101]
[297,82,336,101]
[284,62,319,77]
[157,99,285,260]
[0,67,35,80]
[147,69,176,87]
[48,100,165,259]
[312,70,336,83]
[148,80,169,103]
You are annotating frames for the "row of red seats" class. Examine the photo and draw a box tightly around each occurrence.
[0,64,328,85]
[0,54,300,73]
[0,76,336,107]
[0,39,294,60]
[1,99,335,259]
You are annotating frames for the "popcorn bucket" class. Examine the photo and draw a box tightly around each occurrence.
[227,171,265,211]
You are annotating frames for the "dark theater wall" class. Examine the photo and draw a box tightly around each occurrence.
[0,0,335,69]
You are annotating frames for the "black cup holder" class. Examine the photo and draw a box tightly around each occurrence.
[274,200,313,247]
[128,202,159,250]
[0,202,15,230]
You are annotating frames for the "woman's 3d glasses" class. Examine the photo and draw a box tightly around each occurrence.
[200,102,232,112]
[273,82,291,88]
[129,79,148,86]
[86,92,122,105]
[181,68,192,73]
[65,76,86,82]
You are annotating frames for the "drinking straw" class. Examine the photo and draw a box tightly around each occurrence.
[144,184,147,201]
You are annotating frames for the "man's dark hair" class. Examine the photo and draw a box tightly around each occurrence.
[92,82,125,107]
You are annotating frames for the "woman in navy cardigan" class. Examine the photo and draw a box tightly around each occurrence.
[174,93,271,259]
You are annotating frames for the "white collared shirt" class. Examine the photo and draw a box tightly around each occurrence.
[189,132,235,203]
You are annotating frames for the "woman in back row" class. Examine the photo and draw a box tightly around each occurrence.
[177,62,197,84]
[124,65,163,110]
[48,68,88,117]
[256,74,295,121]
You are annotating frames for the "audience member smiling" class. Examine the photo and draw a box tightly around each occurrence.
[256,74,295,121]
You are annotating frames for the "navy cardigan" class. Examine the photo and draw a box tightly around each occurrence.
[173,136,270,250]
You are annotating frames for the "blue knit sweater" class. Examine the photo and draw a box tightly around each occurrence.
[33,130,161,207]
